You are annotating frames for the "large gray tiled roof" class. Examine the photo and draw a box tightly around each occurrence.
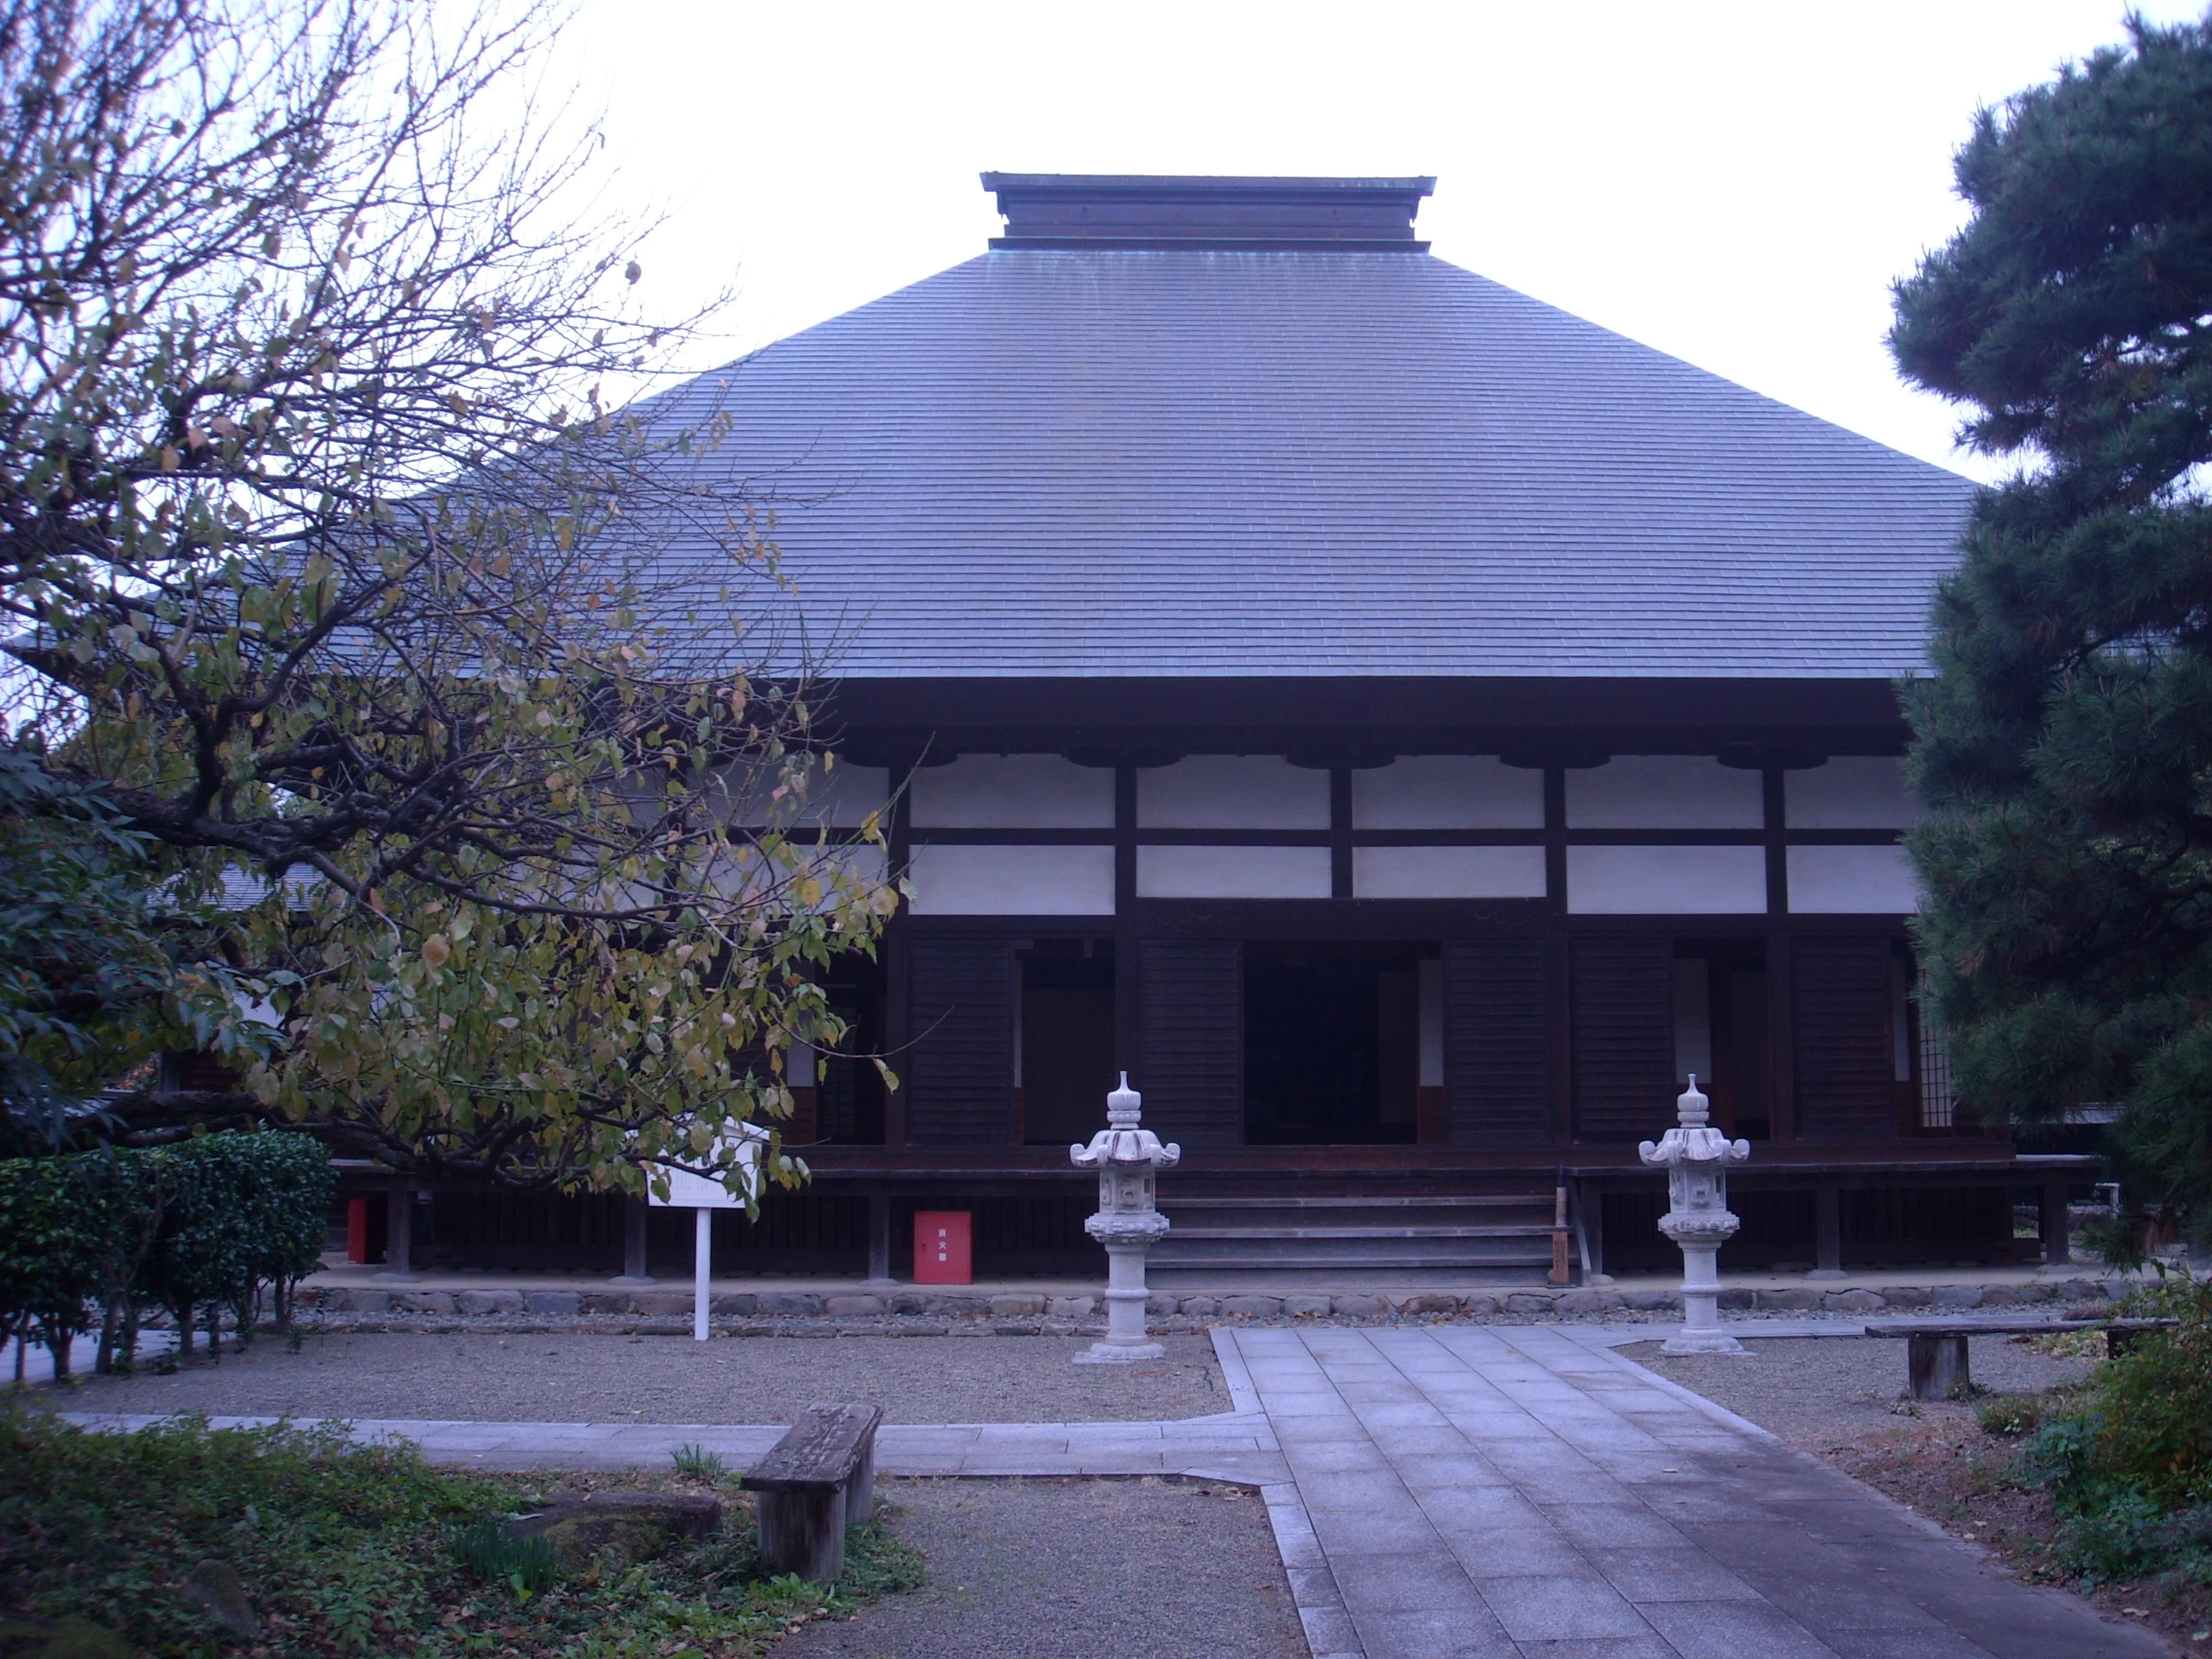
[639,230,1971,680]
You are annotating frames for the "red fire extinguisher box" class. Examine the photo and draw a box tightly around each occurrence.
[346,1196,387,1265]
[912,1211,972,1284]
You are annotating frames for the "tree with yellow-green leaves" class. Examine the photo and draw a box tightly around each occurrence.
[0,0,896,1200]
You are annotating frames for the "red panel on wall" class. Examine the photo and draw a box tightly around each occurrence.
[346,1196,386,1265]
[913,1210,973,1284]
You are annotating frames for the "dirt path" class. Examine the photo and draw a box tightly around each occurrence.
[40,1330,1231,1424]
[781,1477,1305,1659]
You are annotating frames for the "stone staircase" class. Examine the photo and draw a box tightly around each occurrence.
[1150,1189,1563,1277]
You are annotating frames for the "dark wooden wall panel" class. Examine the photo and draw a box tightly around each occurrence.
[1138,939,1243,1149]
[905,935,1015,1146]
[1571,934,1675,1143]
[1793,935,1895,1143]
[1443,936,1551,1147]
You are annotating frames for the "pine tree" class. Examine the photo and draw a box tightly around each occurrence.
[1891,12,2212,1251]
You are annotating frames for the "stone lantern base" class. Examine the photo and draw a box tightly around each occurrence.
[1074,1241,1165,1363]
[1658,1234,1749,1356]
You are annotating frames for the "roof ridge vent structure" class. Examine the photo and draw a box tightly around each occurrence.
[981,171,1435,251]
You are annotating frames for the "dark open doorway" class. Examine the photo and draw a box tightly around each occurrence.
[1243,940,1424,1144]
[1020,940,1117,1145]
[814,953,888,1144]
[1673,939,1769,1141]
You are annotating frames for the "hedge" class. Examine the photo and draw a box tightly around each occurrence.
[0,1132,333,1377]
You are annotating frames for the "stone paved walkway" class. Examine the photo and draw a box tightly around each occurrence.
[1222,1323,2169,1659]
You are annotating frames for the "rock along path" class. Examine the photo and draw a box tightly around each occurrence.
[65,1322,2170,1659]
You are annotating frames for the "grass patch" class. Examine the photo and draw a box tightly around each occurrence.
[2017,1327,2110,1361]
[671,1443,728,1483]
[451,1517,561,1596]
[1976,1394,2046,1438]
[0,1408,923,1656]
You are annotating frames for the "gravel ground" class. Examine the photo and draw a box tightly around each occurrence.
[1621,1334,2098,1446]
[784,1477,1305,1659]
[42,1330,1231,1424]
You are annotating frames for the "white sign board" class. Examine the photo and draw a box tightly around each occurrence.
[644,1119,768,1210]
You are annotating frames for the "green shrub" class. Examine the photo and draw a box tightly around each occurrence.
[139,1132,333,1359]
[0,1411,924,1655]
[0,1145,157,1377]
[0,1410,498,1650]
[2011,1269,2212,1584]
[0,1155,95,1377]
[2075,1209,2146,1271]
[2092,1272,2212,1509]
[0,1131,332,1375]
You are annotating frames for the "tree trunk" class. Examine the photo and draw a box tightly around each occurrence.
[96,1297,120,1375]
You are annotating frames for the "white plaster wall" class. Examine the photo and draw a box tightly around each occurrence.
[1565,757,1763,829]
[719,842,889,911]
[1352,757,1545,830]
[810,765,892,829]
[1136,756,1330,830]
[909,754,1115,829]
[1352,845,1548,899]
[1136,844,1331,899]
[1785,758,1920,829]
[1566,845,1768,914]
[907,843,1116,915]
[1786,844,1920,914]
[724,759,889,830]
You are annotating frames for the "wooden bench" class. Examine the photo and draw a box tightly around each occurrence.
[741,1402,883,1585]
[1865,1318,2176,1400]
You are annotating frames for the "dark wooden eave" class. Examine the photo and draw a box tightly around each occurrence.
[826,676,1913,763]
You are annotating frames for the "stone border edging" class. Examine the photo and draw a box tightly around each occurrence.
[284,1275,2133,1330]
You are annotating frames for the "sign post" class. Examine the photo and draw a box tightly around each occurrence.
[692,1208,711,1342]
[646,1121,768,1342]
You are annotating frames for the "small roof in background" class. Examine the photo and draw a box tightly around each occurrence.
[981,172,1435,249]
[637,175,1970,682]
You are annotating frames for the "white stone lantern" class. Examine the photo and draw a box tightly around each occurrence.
[1639,1074,1751,1356]
[1070,1072,1180,1364]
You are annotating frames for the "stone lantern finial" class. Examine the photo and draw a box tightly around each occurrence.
[1676,1074,1710,1128]
[1105,1072,1144,1126]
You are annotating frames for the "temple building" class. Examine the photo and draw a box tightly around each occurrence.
[399,173,2094,1282]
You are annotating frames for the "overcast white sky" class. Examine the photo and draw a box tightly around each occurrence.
[544,2,2203,481]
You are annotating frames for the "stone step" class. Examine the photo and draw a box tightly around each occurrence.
[1150,1237,1557,1270]
[1167,1203,1548,1212]
[1153,1254,1556,1275]
[1165,1224,1558,1240]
